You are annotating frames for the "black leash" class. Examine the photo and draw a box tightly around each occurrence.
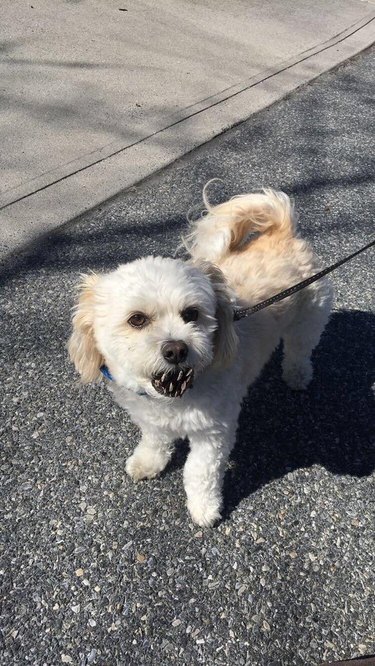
[233,238,375,321]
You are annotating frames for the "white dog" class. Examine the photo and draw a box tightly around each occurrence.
[68,188,333,526]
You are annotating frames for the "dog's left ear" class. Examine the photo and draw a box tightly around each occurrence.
[67,273,104,383]
[196,261,238,368]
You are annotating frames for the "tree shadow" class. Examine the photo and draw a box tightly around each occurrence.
[222,309,375,519]
[0,210,188,284]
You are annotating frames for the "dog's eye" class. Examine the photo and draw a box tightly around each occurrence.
[128,313,149,328]
[181,307,199,323]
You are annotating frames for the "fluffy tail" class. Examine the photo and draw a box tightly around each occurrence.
[185,187,296,263]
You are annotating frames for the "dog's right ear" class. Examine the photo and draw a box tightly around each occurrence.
[193,260,238,368]
[67,273,104,383]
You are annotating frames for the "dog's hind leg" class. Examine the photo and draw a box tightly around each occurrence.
[281,285,332,390]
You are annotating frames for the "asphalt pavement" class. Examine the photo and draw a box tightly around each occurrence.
[1,0,374,256]
[1,48,374,666]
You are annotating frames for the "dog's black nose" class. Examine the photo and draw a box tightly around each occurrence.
[161,340,188,364]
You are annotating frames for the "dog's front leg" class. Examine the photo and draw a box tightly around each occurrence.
[126,428,174,481]
[183,426,235,527]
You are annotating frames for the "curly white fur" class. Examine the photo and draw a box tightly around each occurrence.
[68,188,333,526]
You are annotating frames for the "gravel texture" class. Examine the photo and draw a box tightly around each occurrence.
[1,48,374,666]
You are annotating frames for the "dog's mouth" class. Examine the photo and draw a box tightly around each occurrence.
[151,367,194,398]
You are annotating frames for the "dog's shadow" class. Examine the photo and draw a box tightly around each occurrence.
[170,310,374,518]
[222,309,375,518]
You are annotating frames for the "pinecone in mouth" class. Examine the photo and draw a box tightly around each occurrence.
[151,367,194,398]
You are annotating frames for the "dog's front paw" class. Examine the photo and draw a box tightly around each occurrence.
[126,448,169,481]
[187,496,222,527]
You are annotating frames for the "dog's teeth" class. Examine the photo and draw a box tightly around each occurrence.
[180,381,187,393]
[186,369,193,377]
[177,371,183,381]
[169,382,174,392]
[161,373,167,383]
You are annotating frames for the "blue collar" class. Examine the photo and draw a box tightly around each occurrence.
[100,365,113,381]
[100,365,147,397]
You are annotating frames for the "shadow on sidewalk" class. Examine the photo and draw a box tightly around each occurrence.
[221,309,375,518]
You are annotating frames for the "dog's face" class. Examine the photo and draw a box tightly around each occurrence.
[68,256,238,398]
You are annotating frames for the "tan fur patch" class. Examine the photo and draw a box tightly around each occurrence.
[67,273,104,383]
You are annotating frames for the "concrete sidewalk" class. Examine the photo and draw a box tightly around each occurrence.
[0,0,374,259]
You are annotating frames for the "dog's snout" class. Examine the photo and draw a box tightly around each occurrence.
[161,340,188,364]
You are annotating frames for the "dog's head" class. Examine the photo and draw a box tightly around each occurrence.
[68,256,238,398]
